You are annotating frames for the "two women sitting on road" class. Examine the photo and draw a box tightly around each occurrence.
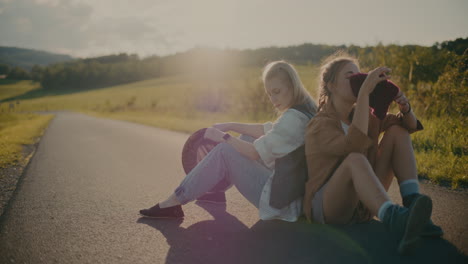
[140,53,442,255]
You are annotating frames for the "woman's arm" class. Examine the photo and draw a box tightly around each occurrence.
[353,89,371,135]
[394,92,418,131]
[213,122,265,139]
[353,67,392,134]
[306,117,373,157]
[204,127,260,160]
[225,136,260,160]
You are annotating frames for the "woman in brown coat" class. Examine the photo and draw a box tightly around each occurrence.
[303,52,442,255]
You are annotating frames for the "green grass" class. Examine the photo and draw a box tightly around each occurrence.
[0,79,40,101]
[0,113,54,168]
[0,80,55,168]
[0,66,466,188]
[412,117,467,188]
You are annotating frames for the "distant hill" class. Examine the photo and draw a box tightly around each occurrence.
[0,46,74,70]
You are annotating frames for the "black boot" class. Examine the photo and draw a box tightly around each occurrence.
[383,195,432,255]
[403,193,443,238]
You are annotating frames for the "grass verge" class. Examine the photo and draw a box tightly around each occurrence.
[0,113,54,168]
[412,117,467,189]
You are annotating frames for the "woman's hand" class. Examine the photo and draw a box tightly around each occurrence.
[204,127,226,143]
[212,123,231,132]
[303,197,313,223]
[394,91,410,113]
[302,191,314,223]
[360,67,392,96]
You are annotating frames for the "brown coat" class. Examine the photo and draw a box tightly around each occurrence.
[303,101,423,222]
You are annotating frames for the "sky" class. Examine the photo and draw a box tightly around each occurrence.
[0,0,467,58]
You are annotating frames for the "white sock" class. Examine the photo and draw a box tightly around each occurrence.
[399,179,420,198]
[159,194,181,208]
[378,201,394,221]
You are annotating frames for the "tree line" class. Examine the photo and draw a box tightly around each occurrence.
[0,46,72,71]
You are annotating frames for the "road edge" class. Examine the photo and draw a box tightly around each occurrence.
[0,115,55,222]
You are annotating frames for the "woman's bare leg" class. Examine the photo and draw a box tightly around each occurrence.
[321,153,391,224]
[321,152,433,254]
[374,125,418,191]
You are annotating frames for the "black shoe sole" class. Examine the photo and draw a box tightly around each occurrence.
[398,195,432,255]
[421,219,444,238]
[139,213,184,219]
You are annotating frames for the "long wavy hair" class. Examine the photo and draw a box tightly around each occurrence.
[317,51,359,112]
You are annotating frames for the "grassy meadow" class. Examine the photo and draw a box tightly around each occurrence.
[0,65,466,188]
[0,112,53,168]
[0,80,54,168]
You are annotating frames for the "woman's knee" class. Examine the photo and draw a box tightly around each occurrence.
[330,153,368,183]
[342,153,373,176]
[380,125,412,150]
[214,142,239,157]
[343,153,368,166]
[214,142,231,152]
[385,125,410,139]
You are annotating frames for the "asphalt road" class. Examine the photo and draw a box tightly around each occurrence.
[0,112,467,264]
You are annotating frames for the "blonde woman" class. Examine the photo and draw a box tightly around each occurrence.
[140,61,316,222]
[303,52,442,254]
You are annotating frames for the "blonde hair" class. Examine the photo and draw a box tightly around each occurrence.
[318,51,359,111]
[262,60,317,113]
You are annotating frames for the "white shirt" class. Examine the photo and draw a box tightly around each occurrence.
[253,108,311,222]
[341,121,350,135]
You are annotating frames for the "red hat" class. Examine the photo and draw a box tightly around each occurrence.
[181,128,231,192]
[349,73,400,120]
[181,128,219,174]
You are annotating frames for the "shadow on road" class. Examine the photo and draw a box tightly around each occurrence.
[137,202,467,264]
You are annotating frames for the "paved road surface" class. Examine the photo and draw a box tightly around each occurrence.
[0,112,467,264]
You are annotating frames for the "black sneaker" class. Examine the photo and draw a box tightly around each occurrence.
[196,192,226,204]
[403,193,444,238]
[383,195,432,255]
[139,204,184,218]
